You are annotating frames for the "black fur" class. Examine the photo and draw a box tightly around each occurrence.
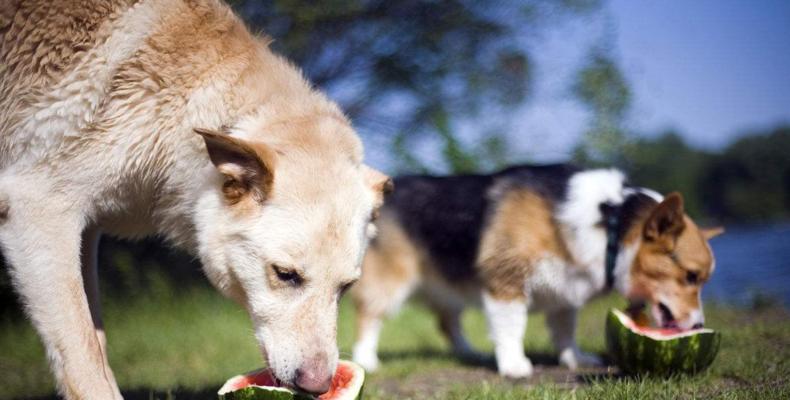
[616,190,660,239]
[386,164,580,282]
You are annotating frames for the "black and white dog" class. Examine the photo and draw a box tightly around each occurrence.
[351,164,722,377]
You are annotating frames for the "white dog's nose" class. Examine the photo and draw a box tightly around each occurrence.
[294,356,333,395]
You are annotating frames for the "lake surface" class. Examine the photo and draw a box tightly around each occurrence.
[704,223,790,307]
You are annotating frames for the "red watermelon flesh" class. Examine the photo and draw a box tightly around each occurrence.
[624,309,697,338]
[224,369,278,391]
[219,360,364,400]
[318,362,355,399]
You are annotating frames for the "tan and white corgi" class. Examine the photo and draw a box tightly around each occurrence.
[351,164,722,378]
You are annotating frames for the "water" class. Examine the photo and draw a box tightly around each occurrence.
[704,223,790,307]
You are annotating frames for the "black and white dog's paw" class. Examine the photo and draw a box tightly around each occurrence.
[559,348,603,370]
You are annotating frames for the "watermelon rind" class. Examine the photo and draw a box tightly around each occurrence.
[218,385,309,400]
[218,360,365,400]
[606,308,721,376]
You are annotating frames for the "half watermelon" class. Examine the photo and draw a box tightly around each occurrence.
[606,308,720,375]
[218,360,364,400]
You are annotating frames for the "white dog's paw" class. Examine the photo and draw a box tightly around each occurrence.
[352,349,380,372]
[497,353,534,379]
[559,348,602,370]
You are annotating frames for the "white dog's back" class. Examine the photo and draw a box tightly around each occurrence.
[0,0,348,242]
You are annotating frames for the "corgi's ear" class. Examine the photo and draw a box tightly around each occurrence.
[362,165,392,239]
[701,226,725,240]
[195,128,276,204]
[644,192,686,249]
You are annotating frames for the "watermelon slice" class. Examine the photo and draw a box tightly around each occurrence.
[218,360,364,400]
[606,308,721,375]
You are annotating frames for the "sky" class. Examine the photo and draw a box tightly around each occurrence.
[490,0,790,163]
[610,0,790,149]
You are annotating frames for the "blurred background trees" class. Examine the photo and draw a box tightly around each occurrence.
[1,0,788,316]
[228,0,789,223]
[230,0,600,172]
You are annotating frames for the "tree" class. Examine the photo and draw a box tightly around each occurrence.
[572,49,631,166]
[703,126,790,221]
[230,0,601,172]
[623,132,713,217]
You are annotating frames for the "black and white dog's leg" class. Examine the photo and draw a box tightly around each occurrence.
[546,307,602,370]
[482,291,532,378]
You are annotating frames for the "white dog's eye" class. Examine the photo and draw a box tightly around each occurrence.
[272,264,303,286]
[339,280,356,297]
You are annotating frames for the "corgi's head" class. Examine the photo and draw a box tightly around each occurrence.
[622,193,723,330]
[193,115,390,395]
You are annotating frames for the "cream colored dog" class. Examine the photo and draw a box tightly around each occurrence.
[0,1,389,398]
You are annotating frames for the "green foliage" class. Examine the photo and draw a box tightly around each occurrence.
[702,126,790,221]
[620,126,790,222]
[231,0,538,129]
[623,132,714,217]
[574,52,631,120]
[229,0,599,173]
[573,50,632,166]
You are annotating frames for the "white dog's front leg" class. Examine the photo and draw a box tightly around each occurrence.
[482,292,532,378]
[546,307,602,370]
[0,187,122,400]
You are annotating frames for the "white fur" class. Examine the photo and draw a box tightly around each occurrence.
[529,254,600,310]
[352,319,383,371]
[612,239,640,296]
[481,292,533,378]
[622,186,664,202]
[687,306,705,329]
[556,169,625,270]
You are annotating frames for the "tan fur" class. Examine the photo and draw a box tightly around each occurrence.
[194,127,277,205]
[1,1,389,398]
[477,190,571,300]
[353,211,422,319]
[627,194,716,326]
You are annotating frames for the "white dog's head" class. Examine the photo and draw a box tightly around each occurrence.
[193,114,390,395]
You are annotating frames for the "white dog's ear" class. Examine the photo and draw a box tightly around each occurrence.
[195,128,276,204]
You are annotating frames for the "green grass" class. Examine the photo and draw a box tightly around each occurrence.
[0,288,788,399]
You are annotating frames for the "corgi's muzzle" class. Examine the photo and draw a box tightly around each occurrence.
[653,301,705,330]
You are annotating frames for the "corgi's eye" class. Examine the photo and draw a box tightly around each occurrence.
[686,271,699,285]
[272,264,303,286]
